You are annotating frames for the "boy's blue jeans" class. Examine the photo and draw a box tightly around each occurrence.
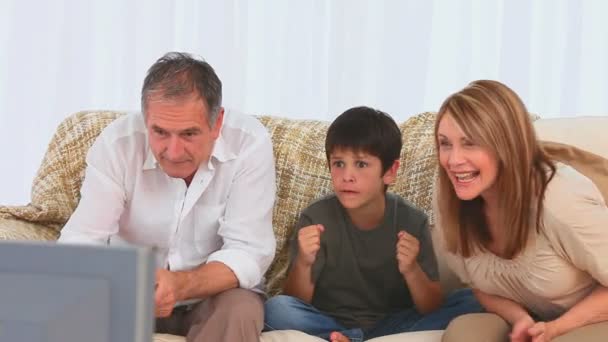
[263,288,483,341]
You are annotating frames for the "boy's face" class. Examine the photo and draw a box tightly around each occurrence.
[329,148,398,211]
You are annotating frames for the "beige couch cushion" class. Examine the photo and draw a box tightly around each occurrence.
[0,218,58,241]
[260,330,444,342]
[542,141,608,202]
[0,111,124,231]
[155,329,444,342]
[534,116,608,159]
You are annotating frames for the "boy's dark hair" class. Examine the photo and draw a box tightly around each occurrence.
[325,106,402,174]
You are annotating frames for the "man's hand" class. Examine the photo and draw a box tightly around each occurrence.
[396,230,420,275]
[296,224,324,267]
[510,314,535,342]
[155,268,181,318]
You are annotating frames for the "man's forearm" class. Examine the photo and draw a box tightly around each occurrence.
[473,289,530,324]
[403,264,443,314]
[283,260,315,303]
[173,261,239,301]
[550,285,608,337]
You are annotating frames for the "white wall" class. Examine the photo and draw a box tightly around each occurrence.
[1,0,607,204]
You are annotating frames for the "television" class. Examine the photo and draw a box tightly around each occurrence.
[0,241,155,342]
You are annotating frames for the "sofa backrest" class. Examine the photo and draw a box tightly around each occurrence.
[0,111,124,229]
[8,110,604,296]
[534,116,608,159]
[5,110,440,295]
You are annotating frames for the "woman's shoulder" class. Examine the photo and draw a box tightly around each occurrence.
[541,164,608,286]
[542,162,607,242]
[544,163,605,210]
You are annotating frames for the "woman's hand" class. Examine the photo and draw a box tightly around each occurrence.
[510,314,534,342]
[510,315,559,342]
[527,321,558,342]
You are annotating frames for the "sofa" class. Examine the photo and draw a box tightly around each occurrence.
[0,110,607,342]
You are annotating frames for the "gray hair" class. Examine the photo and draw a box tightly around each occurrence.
[141,52,222,126]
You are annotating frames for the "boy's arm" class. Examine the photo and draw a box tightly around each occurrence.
[283,257,316,302]
[282,214,325,303]
[402,263,442,314]
[397,216,443,314]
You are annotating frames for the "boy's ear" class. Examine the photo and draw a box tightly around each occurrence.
[382,160,400,185]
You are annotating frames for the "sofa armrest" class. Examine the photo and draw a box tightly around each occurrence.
[0,217,59,241]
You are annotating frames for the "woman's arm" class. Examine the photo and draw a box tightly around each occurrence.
[473,289,539,341]
[545,285,608,338]
[473,289,530,324]
[536,165,608,339]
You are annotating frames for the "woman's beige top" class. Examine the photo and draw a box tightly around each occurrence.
[440,164,608,320]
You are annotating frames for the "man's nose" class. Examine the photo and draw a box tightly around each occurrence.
[165,136,184,160]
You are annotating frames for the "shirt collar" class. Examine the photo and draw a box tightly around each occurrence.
[208,131,237,168]
[143,146,157,170]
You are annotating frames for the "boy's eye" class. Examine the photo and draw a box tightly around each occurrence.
[332,161,344,168]
[356,161,368,168]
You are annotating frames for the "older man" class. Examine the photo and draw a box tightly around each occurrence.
[59,52,277,341]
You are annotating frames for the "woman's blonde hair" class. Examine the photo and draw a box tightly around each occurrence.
[435,80,555,259]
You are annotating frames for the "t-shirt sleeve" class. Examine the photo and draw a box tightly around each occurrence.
[416,216,440,282]
[543,165,608,286]
[288,211,326,282]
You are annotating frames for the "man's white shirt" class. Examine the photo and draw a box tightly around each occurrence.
[59,109,277,291]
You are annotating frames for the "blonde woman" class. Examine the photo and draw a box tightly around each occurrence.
[434,80,608,341]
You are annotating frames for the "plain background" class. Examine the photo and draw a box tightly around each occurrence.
[2,0,607,204]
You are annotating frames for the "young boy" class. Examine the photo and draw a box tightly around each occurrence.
[264,107,481,341]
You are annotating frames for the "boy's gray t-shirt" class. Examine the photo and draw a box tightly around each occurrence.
[288,192,439,329]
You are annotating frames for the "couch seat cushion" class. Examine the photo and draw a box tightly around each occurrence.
[153,329,444,342]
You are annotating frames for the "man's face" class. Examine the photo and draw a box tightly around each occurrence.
[145,95,223,183]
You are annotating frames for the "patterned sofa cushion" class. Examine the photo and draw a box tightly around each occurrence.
[0,111,124,230]
[0,110,440,295]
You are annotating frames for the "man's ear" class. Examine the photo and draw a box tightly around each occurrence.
[382,159,400,185]
[211,107,225,139]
